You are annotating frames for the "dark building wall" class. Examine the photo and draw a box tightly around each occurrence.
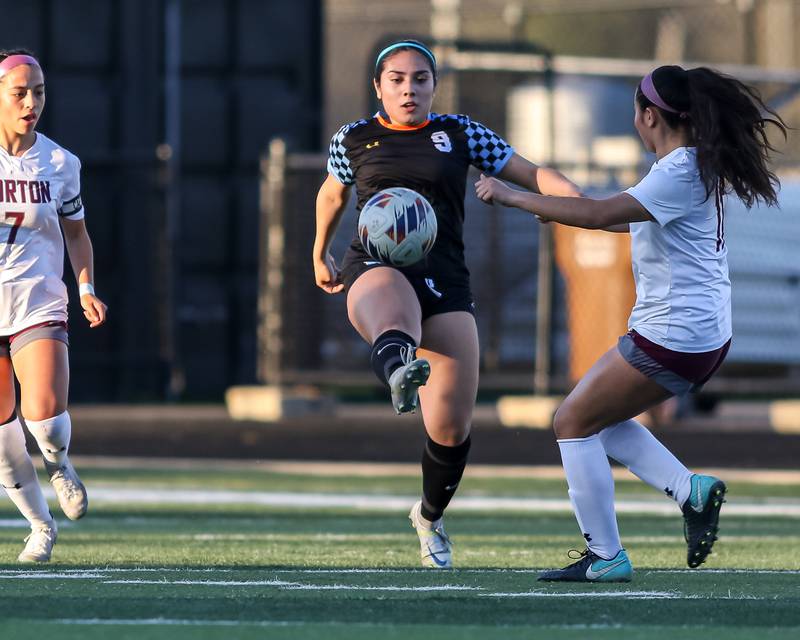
[0,0,322,400]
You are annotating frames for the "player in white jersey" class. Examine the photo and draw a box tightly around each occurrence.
[0,50,107,562]
[476,65,787,582]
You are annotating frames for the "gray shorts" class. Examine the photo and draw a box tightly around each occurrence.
[0,321,69,358]
[617,330,730,396]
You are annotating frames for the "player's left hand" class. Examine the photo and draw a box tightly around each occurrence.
[81,294,108,328]
[475,174,513,206]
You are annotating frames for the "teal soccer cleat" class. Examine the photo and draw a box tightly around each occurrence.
[538,548,633,583]
[683,474,727,568]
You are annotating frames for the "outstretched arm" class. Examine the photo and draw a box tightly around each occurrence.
[496,153,582,197]
[313,174,352,294]
[475,175,654,229]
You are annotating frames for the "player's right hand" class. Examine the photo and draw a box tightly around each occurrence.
[314,252,344,294]
[80,294,108,328]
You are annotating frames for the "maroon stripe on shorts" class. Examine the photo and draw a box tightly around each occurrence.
[629,330,730,385]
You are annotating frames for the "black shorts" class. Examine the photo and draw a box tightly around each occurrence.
[340,246,475,321]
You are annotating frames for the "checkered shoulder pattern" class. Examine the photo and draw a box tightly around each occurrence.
[462,117,514,176]
[430,112,464,124]
[327,119,368,185]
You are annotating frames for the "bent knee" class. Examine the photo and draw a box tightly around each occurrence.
[426,421,471,447]
[552,402,595,440]
[21,398,67,422]
[373,317,420,341]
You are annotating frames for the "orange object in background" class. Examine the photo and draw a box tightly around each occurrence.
[553,224,636,383]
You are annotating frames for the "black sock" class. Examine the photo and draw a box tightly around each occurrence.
[370,330,416,387]
[420,435,471,521]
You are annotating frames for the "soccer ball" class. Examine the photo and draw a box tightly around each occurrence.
[358,187,438,267]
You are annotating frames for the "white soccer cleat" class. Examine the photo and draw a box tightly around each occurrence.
[45,458,88,520]
[388,347,430,415]
[409,500,452,569]
[18,522,58,563]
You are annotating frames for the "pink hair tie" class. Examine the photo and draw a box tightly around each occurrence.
[640,72,680,114]
[0,54,41,78]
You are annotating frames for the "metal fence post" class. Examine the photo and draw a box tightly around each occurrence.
[534,61,556,396]
[258,138,287,386]
[163,0,184,400]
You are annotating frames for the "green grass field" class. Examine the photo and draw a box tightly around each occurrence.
[0,461,798,639]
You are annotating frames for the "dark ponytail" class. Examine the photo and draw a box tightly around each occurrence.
[687,67,787,209]
[637,65,788,209]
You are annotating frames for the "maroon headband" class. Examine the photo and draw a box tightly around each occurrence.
[0,54,41,78]
[640,72,680,114]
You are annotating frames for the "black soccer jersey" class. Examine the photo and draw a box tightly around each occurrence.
[327,112,514,283]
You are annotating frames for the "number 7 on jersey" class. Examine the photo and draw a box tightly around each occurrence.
[4,211,24,245]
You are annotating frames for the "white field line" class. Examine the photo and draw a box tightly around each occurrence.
[0,570,196,578]
[478,591,765,599]
[41,619,626,630]
[102,579,480,591]
[273,568,800,575]
[0,572,108,579]
[480,590,679,599]
[2,567,798,577]
[653,568,800,575]
[85,578,783,600]
[181,533,799,543]
[0,570,789,598]
[46,620,728,631]
[48,618,299,627]
[0,519,74,529]
[68,487,800,517]
[188,533,404,541]
[46,619,767,631]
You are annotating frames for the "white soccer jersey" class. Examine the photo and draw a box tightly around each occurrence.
[624,146,732,352]
[0,133,85,336]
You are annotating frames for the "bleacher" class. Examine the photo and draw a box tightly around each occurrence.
[725,180,800,367]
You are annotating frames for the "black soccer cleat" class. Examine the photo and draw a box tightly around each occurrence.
[682,474,727,568]
[388,352,430,415]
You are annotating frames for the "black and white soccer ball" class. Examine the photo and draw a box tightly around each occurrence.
[358,187,438,267]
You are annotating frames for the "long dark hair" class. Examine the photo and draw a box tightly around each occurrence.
[636,65,788,209]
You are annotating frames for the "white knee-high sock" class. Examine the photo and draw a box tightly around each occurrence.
[0,417,53,527]
[558,435,622,560]
[599,419,692,507]
[25,410,71,466]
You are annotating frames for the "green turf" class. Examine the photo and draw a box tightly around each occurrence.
[0,465,797,639]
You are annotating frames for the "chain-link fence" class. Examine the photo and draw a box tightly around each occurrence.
[258,143,800,396]
[257,141,556,392]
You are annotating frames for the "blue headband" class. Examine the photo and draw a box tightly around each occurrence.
[375,42,436,72]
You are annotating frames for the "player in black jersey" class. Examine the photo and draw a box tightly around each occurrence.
[313,40,579,568]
